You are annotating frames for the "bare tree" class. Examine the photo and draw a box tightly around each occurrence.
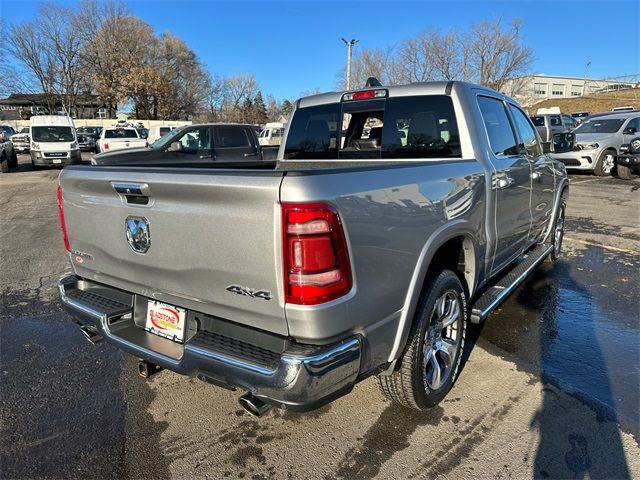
[466,18,533,90]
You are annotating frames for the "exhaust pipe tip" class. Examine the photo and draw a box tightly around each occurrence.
[239,393,272,417]
[79,325,102,345]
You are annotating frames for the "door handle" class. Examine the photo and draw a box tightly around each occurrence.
[244,152,257,157]
[531,171,541,181]
[496,176,515,189]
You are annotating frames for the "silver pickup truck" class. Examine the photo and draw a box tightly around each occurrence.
[57,81,568,416]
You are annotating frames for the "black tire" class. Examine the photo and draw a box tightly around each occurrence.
[31,160,40,171]
[10,149,18,168]
[594,149,615,176]
[378,269,467,410]
[616,164,635,180]
[0,153,8,173]
[545,194,566,263]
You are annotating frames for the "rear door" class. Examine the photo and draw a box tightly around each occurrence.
[213,126,260,161]
[59,167,288,335]
[477,95,532,275]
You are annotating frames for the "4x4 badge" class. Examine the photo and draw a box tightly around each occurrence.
[226,285,272,301]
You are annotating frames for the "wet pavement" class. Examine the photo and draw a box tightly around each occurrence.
[1,155,639,478]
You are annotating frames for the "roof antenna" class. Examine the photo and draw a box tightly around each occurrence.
[365,77,382,88]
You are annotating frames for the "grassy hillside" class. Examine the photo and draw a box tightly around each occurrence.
[530,88,640,114]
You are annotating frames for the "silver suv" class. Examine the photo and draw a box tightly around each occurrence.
[530,113,577,143]
[551,112,640,176]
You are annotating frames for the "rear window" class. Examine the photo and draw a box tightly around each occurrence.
[530,116,545,126]
[104,128,138,139]
[284,95,461,160]
[159,127,171,136]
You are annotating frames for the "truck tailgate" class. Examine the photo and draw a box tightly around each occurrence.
[59,167,288,336]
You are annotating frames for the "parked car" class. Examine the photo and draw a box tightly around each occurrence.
[571,111,590,125]
[258,122,286,146]
[0,125,18,173]
[10,127,31,153]
[76,133,96,152]
[57,81,568,416]
[91,124,278,165]
[30,115,81,169]
[551,112,640,175]
[97,127,147,153]
[615,137,640,179]
[146,125,175,145]
[530,113,577,144]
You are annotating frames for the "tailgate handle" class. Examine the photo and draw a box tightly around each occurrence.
[111,182,151,206]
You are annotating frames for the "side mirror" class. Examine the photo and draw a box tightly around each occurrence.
[552,132,575,154]
[623,127,637,135]
[167,141,181,152]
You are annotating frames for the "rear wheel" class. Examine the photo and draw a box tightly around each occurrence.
[594,149,615,176]
[378,269,467,409]
[10,149,18,167]
[616,164,634,180]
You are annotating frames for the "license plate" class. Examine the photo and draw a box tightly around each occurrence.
[145,300,187,343]
[53,159,62,164]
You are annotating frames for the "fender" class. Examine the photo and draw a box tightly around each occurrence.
[542,174,569,243]
[386,219,481,363]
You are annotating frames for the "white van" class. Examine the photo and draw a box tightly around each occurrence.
[258,122,285,146]
[30,115,81,169]
[147,125,175,145]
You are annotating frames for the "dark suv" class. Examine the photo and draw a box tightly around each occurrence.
[616,137,640,179]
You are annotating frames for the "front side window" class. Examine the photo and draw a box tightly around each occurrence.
[624,117,640,132]
[549,116,562,126]
[477,96,518,157]
[508,104,542,157]
[174,126,212,153]
[31,126,74,142]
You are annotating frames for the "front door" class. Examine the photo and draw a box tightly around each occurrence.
[508,103,555,242]
[477,95,533,276]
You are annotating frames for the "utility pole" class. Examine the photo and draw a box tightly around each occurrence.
[341,38,358,90]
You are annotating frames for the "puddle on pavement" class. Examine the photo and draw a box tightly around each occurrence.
[479,244,639,436]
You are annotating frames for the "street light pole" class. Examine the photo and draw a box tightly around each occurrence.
[341,38,358,90]
[582,61,591,96]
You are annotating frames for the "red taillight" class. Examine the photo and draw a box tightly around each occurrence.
[342,89,387,101]
[352,90,376,99]
[57,185,70,252]
[282,203,352,305]
[104,143,109,151]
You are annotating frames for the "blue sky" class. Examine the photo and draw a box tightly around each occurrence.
[1,0,638,100]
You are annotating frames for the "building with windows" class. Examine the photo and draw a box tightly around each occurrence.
[0,93,116,121]
[502,74,638,106]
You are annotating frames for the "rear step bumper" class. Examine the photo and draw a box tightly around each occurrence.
[58,275,362,411]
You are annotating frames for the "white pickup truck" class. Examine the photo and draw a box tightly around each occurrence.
[98,127,147,153]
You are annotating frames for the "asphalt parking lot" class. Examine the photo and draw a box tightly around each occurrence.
[1,153,639,479]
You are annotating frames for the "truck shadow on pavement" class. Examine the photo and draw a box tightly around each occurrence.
[480,259,633,479]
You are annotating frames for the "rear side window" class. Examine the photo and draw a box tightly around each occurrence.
[531,116,545,126]
[284,104,340,159]
[550,116,562,126]
[159,127,171,136]
[477,96,518,157]
[215,126,251,148]
[284,95,461,160]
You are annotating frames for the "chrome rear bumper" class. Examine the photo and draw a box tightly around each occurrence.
[58,275,361,411]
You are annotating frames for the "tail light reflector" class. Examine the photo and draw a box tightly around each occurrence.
[282,203,352,305]
[103,143,109,151]
[57,185,70,252]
